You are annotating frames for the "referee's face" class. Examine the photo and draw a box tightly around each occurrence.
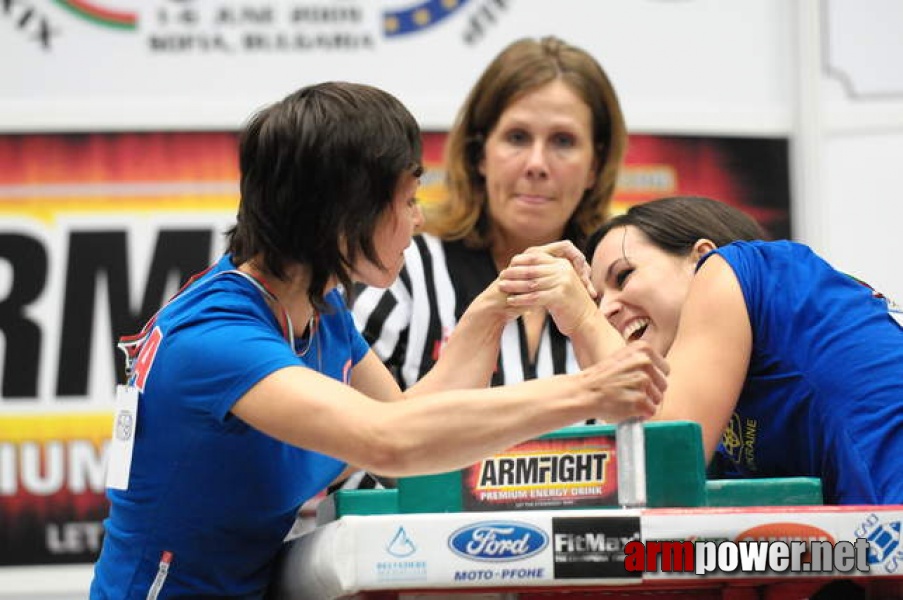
[352,172,423,288]
[480,80,597,248]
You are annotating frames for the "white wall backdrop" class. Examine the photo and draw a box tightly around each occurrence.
[2,0,793,134]
[815,0,903,302]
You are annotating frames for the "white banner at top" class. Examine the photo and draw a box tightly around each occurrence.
[2,0,793,133]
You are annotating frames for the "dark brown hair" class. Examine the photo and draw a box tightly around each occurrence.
[228,82,422,311]
[427,36,626,250]
[586,196,767,259]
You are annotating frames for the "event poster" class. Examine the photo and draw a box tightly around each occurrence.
[0,131,790,565]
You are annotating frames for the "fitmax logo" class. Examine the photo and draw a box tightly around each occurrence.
[554,531,637,553]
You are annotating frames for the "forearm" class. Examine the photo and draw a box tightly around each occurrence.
[408,285,509,395]
[238,344,666,479]
[370,374,590,476]
[368,339,666,476]
[570,309,625,369]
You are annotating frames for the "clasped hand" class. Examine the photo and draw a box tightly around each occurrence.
[497,240,599,335]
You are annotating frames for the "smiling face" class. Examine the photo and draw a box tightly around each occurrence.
[351,170,423,288]
[590,225,699,355]
[479,79,597,249]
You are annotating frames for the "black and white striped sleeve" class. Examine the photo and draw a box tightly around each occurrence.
[352,234,460,389]
[352,268,414,387]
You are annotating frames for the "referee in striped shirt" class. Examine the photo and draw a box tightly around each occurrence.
[346,36,627,489]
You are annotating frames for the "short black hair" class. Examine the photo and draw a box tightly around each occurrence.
[228,81,422,312]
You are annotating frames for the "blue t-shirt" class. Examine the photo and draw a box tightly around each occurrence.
[91,255,370,599]
[704,240,903,504]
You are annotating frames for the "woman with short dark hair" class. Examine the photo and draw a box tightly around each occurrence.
[88,81,667,599]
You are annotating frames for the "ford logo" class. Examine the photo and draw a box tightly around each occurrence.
[448,521,548,562]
